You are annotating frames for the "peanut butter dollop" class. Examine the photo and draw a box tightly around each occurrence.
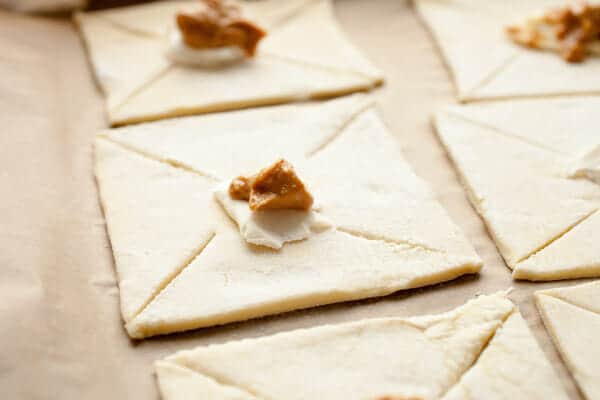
[229,159,314,211]
[176,0,266,57]
[506,1,600,62]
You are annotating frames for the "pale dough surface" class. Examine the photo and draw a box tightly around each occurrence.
[414,0,600,102]
[75,0,383,125]
[155,292,569,400]
[435,97,600,281]
[94,95,482,338]
[536,281,600,400]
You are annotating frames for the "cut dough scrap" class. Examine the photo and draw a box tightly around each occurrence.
[127,228,480,338]
[214,181,332,249]
[98,97,481,337]
[515,211,600,280]
[442,311,569,400]
[435,109,600,275]
[155,292,566,400]
[536,281,600,400]
[155,361,259,400]
[94,138,221,321]
[415,0,600,101]
[76,0,382,125]
[103,95,374,181]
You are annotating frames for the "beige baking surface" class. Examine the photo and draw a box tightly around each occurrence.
[0,1,591,399]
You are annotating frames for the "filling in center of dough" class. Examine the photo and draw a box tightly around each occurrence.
[215,159,330,249]
[167,0,266,67]
[506,1,600,62]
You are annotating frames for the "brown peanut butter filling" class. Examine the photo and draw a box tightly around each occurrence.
[506,1,600,62]
[229,159,314,211]
[176,0,266,57]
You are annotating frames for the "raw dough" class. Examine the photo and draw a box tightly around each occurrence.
[155,291,569,400]
[414,0,600,101]
[434,97,600,281]
[75,0,383,125]
[568,144,600,185]
[535,280,600,400]
[94,96,482,338]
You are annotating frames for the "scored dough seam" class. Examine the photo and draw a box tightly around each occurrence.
[157,360,270,400]
[305,101,375,157]
[443,110,566,156]
[438,308,516,399]
[98,135,221,181]
[336,226,444,253]
[515,208,599,266]
[111,64,175,113]
[537,291,600,317]
[463,53,520,100]
[260,51,383,83]
[129,232,217,322]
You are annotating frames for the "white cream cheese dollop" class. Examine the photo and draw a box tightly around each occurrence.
[567,144,600,185]
[165,28,245,68]
[214,181,332,249]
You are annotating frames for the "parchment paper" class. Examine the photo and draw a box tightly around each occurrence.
[0,1,591,399]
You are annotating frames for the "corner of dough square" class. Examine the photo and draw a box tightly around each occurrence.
[94,95,482,339]
[75,0,383,126]
[155,291,570,400]
[535,280,600,400]
[434,97,600,281]
[414,0,600,102]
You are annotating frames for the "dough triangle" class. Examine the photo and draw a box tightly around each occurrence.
[104,95,374,180]
[111,55,376,125]
[435,112,599,268]
[442,311,569,400]
[416,0,600,101]
[127,228,480,338]
[156,292,515,400]
[536,280,600,319]
[414,0,517,98]
[446,98,600,156]
[260,0,383,82]
[155,361,259,400]
[82,1,190,38]
[306,109,476,256]
[75,13,170,111]
[515,211,600,280]
[94,138,219,321]
[536,288,600,400]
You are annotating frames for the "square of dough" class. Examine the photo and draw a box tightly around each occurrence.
[434,97,600,281]
[155,291,569,400]
[536,280,600,400]
[94,95,482,338]
[75,0,383,126]
[414,0,600,102]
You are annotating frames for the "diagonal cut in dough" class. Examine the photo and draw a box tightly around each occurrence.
[75,0,383,125]
[155,292,569,400]
[434,97,600,281]
[414,0,600,102]
[94,96,482,338]
[535,280,600,400]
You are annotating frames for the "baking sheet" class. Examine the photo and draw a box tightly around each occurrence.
[0,1,591,398]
